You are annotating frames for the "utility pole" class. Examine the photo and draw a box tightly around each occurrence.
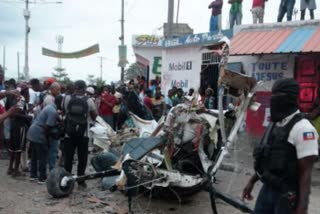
[21,0,62,81]
[17,52,20,82]
[55,35,64,71]
[2,46,5,85]
[120,0,125,82]
[176,0,180,24]
[23,0,30,81]
[98,56,106,81]
[167,0,174,38]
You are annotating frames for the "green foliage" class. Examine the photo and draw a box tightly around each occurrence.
[86,74,105,88]
[52,68,69,83]
[95,78,106,88]
[124,63,147,81]
[60,77,72,85]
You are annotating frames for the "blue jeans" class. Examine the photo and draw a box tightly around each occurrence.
[48,138,60,170]
[277,0,296,22]
[254,185,296,214]
[229,12,242,29]
[210,16,219,32]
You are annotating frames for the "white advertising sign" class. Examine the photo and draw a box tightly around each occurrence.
[161,47,201,94]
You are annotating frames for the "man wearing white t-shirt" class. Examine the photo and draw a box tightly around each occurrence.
[242,79,318,214]
[28,79,41,111]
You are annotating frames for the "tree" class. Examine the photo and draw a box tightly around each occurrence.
[124,63,147,81]
[95,78,106,89]
[60,77,72,85]
[52,67,69,83]
[86,74,106,88]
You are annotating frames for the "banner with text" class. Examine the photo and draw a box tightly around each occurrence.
[42,44,100,59]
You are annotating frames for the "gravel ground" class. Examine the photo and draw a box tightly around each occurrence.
[1,132,320,214]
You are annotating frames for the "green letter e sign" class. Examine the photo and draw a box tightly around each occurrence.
[152,57,162,75]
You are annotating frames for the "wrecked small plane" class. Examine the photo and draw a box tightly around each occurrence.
[46,38,260,214]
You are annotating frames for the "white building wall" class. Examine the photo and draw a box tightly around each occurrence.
[132,47,162,80]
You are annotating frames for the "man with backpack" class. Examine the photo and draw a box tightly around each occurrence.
[63,80,97,188]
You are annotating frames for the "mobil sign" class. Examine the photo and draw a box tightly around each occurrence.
[162,47,201,94]
[171,79,189,88]
[168,61,193,71]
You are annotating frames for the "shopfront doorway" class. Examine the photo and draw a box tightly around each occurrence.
[295,54,320,112]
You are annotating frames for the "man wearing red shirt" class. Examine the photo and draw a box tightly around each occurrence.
[99,86,116,129]
[251,0,267,24]
[143,89,153,110]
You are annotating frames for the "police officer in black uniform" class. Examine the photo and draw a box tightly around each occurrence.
[242,78,318,214]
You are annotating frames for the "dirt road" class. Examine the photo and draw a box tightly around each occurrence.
[1,133,320,214]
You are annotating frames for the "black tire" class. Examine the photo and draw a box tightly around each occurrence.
[46,167,75,198]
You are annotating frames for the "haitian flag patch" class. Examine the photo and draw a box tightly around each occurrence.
[303,132,315,141]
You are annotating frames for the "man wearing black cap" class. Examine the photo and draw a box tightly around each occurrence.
[242,78,318,214]
[63,80,97,188]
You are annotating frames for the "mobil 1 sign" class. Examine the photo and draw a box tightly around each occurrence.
[164,60,195,92]
[169,61,192,71]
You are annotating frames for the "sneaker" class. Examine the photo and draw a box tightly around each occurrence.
[29,176,37,182]
[37,178,46,184]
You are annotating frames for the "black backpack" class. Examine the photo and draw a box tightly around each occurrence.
[65,95,89,137]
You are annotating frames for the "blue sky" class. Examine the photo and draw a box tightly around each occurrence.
[0,0,319,83]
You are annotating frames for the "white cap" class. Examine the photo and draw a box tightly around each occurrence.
[86,87,95,95]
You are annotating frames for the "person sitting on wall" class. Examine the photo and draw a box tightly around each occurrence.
[208,0,223,33]
[228,0,243,29]
[277,0,296,22]
[300,0,316,20]
[251,0,268,24]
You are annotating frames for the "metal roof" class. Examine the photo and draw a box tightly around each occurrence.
[303,27,320,52]
[230,26,320,55]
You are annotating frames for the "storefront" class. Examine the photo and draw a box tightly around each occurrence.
[133,30,233,105]
[230,21,320,136]
[133,21,320,137]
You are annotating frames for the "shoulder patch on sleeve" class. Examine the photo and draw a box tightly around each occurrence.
[303,132,316,141]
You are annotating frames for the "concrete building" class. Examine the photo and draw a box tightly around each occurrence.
[133,20,320,136]
[230,20,320,136]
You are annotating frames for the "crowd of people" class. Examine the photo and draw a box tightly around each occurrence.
[0,60,319,213]
[0,67,219,186]
[209,0,317,32]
